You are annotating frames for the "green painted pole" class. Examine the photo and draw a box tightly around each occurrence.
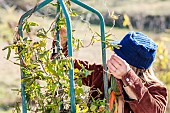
[71,0,109,103]
[58,0,76,112]
[55,1,64,110]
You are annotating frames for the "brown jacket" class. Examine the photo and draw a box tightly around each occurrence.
[73,59,168,113]
[61,46,168,113]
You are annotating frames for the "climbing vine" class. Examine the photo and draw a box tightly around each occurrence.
[2,1,119,113]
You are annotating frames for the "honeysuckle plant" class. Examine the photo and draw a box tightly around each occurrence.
[1,0,123,112]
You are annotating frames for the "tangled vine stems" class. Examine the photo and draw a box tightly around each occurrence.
[3,1,120,112]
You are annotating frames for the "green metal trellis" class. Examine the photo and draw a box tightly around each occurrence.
[18,0,108,112]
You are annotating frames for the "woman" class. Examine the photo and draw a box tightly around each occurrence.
[53,28,168,113]
[106,31,168,113]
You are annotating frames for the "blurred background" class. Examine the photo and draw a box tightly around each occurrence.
[0,0,170,112]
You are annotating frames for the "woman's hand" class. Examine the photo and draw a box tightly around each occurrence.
[59,27,67,47]
[52,27,67,48]
[107,53,131,79]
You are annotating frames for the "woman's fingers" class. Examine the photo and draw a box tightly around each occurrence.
[111,54,125,66]
[107,60,117,72]
[107,53,131,79]
[109,57,121,69]
[107,60,122,79]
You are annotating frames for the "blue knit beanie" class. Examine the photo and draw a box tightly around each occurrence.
[113,31,158,69]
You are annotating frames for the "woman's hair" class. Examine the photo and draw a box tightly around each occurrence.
[130,65,162,84]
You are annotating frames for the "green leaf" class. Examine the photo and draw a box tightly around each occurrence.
[39,40,47,47]
[37,28,47,38]
[55,106,60,113]
[2,45,12,51]
[106,34,112,38]
[23,22,38,33]
[90,104,97,111]
[108,87,112,95]
[23,37,32,44]
[37,33,47,38]
[50,3,58,7]
[23,22,31,33]
[97,88,102,95]
[29,63,39,69]
[106,38,114,41]
[57,18,66,27]
[95,32,101,37]
[7,47,11,60]
[70,12,78,17]
[39,50,49,58]
[76,79,82,86]
[11,88,20,92]
[2,46,8,51]
[46,64,57,75]
[75,87,84,96]
[83,69,93,77]
[29,22,39,26]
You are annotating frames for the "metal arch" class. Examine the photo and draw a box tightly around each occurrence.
[18,0,108,112]
[58,0,76,112]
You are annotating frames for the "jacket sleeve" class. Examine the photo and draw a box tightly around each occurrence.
[62,45,105,99]
[117,69,168,113]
